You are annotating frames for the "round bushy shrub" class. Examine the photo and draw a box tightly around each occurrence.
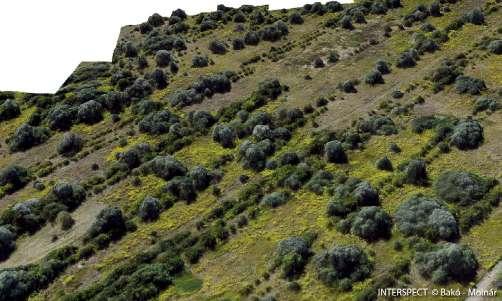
[454,76,486,95]
[166,176,197,202]
[306,170,333,194]
[209,40,227,54]
[463,8,484,25]
[150,68,168,89]
[147,13,164,27]
[350,206,392,241]
[328,51,339,63]
[365,70,384,85]
[487,40,502,54]
[155,50,171,67]
[148,156,187,180]
[358,116,397,136]
[87,207,127,240]
[8,124,50,152]
[117,143,152,169]
[56,211,75,230]
[77,100,103,124]
[416,243,478,283]
[232,38,245,50]
[192,55,209,68]
[324,140,347,163]
[49,182,86,210]
[189,166,213,190]
[340,15,353,30]
[375,60,390,74]
[434,171,491,205]
[429,2,441,17]
[48,104,77,131]
[327,179,379,217]
[139,111,179,135]
[375,156,393,171]
[261,191,290,208]
[189,111,215,132]
[404,159,428,185]
[0,226,16,260]
[450,119,483,150]
[138,196,161,222]
[212,124,237,148]
[313,245,373,288]
[396,50,418,68]
[339,80,357,93]
[171,8,187,20]
[0,99,21,121]
[473,96,499,114]
[313,57,325,68]
[275,237,311,279]
[289,13,304,25]
[57,132,83,157]
[244,31,261,45]
[395,195,459,241]
[0,165,30,193]
[252,124,272,141]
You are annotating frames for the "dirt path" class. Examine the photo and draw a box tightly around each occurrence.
[466,261,502,301]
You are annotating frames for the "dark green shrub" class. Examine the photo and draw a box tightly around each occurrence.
[8,124,50,152]
[434,171,493,205]
[0,99,20,121]
[47,105,77,131]
[389,142,401,153]
[324,140,347,163]
[192,55,209,68]
[0,165,30,193]
[473,96,499,114]
[396,49,418,68]
[189,166,214,190]
[487,40,502,54]
[454,76,486,95]
[375,60,390,74]
[450,119,483,150]
[117,143,152,169]
[375,156,393,171]
[395,195,459,241]
[232,38,245,50]
[57,132,83,157]
[260,21,289,42]
[261,191,290,208]
[410,116,438,133]
[415,243,478,283]
[289,13,304,25]
[340,15,353,30]
[349,206,392,241]
[166,176,197,202]
[87,207,127,241]
[147,156,187,181]
[209,40,227,54]
[313,245,373,288]
[150,68,168,89]
[147,13,164,27]
[313,57,325,68]
[327,179,379,217]
[139,111,179,135]
[463,8,484,25]
[155,50,171,67]
[403,159,428,185]
[429,2,441,17]
[212,124,237,148]
[233,11,246,23]
[328,51,339,63]
[77,100,103,124]
[56,211,74,230]
[189,111,215,133]
[138,196,161,222]
[48,182,86,210]
[274,237,311,279]
[244,31,261,45]
[306,170,333,194]
[0,226,16,260]
[358,116,397,135]
[365,70,384,85]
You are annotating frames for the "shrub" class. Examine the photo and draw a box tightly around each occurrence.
[257,78,283,99]
[171,8,187,20]
[313,57,325,68]
[233,11,246,23]
[430,62,461,91]
[261,191,290,208]
[289,13,304,25]
[349,206,392,241]
[0,165,30,193]
[487,40,502,54]
[434,171,492,205]
[244,31,261,45]
[154,50,171,67]
[450,119,483,150]
[139,111,179,135]
[56,211,74,230]
[454,76,486,95]
[8,124,50,152]
[200,19,217,31]
[189,166,213,190]
[328,51,339,63]
[122,41,138,57]
[166,176,197,202]
[327,179,379,217]
[260,21,289,42]
[0,226,16,260]
[150,68,168,89]
[463,8,484,25]
[375,60,390,74]
[324,140,348,163]
[473,96,499,114]
[189,111,215,132]
[148,156,187,180]
[358,116,397,135]
[365,70,384,85]
[252,124,273,141]
[403,159,428,185]
[389,142,401,153]
[232,38,245,50]
[138,196,161,222]
[340,15,353,30]
[416,243,478,283]
[192,55,209,68]
[429,2,441,17]
[410,116,438,133]
[275,237,311,279]
[339,80,357,93]
[87,207,127,240]
[395,195,459,241]
[0,99,21,121]
[326,1,344,12]
[147,13,164,27]
[57,132,83,157]
[47,104,77,130]
[48,182,86,210]
[240,142,268,171]
[313,245,373,288]
[375,156,393,171]
[396,49,418,68]
[117,143,152,169]
[212,124,237,148]
[77,100,103,124]
[209,40,227,54]
[306,170,333,194]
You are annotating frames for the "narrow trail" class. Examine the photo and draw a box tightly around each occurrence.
[465,261,501,301]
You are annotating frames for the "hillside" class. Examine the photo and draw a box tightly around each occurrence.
[0,0,501,300]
